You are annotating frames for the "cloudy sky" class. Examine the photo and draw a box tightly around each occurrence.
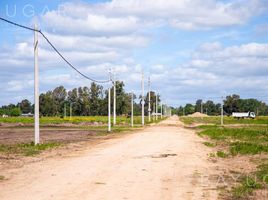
[0,0,268,106]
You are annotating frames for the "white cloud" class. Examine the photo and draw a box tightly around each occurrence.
[41,0,265,33]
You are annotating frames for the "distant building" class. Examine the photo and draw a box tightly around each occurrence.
[21,113,34,117]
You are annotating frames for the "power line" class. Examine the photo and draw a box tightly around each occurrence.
[0,17,111,84]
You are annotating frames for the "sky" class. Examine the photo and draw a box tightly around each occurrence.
[0,0,268,107]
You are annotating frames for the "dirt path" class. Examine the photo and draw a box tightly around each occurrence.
[0,116,220,200]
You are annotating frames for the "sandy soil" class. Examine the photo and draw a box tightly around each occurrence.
[0,116,222,200]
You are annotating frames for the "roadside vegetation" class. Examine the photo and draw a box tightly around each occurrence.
[0,142,60,156]
[0,116,158,125]
[180,116,268,125]
[180,117,268,199]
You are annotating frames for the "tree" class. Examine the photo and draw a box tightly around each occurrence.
[224,94,240,115]
[18,99,32,114]
[144,91,160,114]
[112,81,131,115]
[52,86,67,115]
[195,99,203,113]
[10,107,21,116]
[184,104,195,115]
[39,91,57,116]
[89,83,103,116]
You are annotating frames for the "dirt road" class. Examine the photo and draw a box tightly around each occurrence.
[0,116,220,200]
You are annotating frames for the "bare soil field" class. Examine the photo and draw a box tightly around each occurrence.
[0,128,98,145]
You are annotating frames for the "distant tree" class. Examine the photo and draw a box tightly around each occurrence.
[10,107,21,116]
[39,91,57,116]
[184,104,195,115]
[195,99,203,113]
[89,82,103,116]
[144,91,160,114]
[52,86,67,115]
[112,81,131,115]
[224,94,240,115]
[18,99,32,114]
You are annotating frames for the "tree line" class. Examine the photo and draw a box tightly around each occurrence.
[0,81,161,117]
[173,94,268,116]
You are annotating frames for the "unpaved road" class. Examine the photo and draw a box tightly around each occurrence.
[0,116,220,200]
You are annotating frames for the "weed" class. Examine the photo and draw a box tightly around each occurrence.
[203,142,215,147]
[216,151,228,158]
[0,142,60,156]
[232,176,261,199]
[230,142,268,155]
[256,164,268,185]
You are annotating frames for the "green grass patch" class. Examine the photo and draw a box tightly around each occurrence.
[256,164,268,185]
[230,142,268,155]
[232,176,261,199]
[0,142,60,156]
[203,142,215,147]
[217,151,228,158]
[180,116,268,125]
[0,116,167,127]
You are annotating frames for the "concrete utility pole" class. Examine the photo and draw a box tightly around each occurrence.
[141,71,145,126]
[148,76,151,122]
[131,92,134,127]
[34,24,39,145]
[221,96,224,126]
[113,73,116,126]
[108,87,111,132]
[156,93,158,120]
[201,103,203,114]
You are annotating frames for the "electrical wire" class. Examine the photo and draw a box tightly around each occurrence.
[0,17,111,84]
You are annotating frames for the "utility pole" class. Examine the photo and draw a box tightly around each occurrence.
[113,72,116,126]
[34,24,39,145]
[221,96,224,126]
[201,102,203,114]
[148,76,151,122]
[156,93,158,120]
[108,87,111,132]
[141,71,145,126]
[131,92,134,127]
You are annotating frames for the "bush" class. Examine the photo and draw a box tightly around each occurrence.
[10,108,22,116]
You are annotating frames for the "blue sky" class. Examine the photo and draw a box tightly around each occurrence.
[0,0,268,107]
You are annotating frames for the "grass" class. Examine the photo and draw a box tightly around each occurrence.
[203,142,215,147]
[180,116,268,125]
[0,116,165,126]
[216,151,228,158]
[180,116,268,199]
[256,164,268,185]
[230,142,268,155]
[0,142,60,156]
[198,125,268,156]
[232,176,261,199]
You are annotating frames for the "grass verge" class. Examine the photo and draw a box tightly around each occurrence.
[0,142,60,156]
